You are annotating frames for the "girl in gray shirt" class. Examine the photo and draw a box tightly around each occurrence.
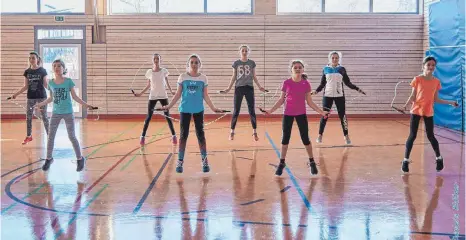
[221,45,266,141]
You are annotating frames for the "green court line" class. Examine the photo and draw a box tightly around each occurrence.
[120,126,167,171]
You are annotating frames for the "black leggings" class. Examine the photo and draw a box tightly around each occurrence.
[405,114,441,159]
[231,85,257,130]
[282,114,311,145]
[319,96,348,136]
[141,99,176,137]
[179,111,206,160]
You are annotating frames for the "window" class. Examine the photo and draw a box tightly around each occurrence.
[159,0,204,13]
[108,0,156,14]
[207,0,252,13]
[277,0,419,13]
[325,0,369,12]
[38,29,84,40]
[108,0,253,14]
[277,0,321,13]
[41,0,85,13]
[1,0,84,13]
[373,0,417,13]
[1,0,38,13]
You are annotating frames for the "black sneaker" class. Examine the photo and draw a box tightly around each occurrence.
[309,161,318,175]
[436,157,444,172]
[202,158,210,173]
[401,160,410,173]
[41,158,54,171]
[76,157,86,172]
[275,162,286,176]
[176,160,184,173]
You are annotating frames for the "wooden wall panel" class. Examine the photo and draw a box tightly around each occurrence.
[1,12,423,117]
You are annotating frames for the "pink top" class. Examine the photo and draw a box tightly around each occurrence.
[281,78,311,116]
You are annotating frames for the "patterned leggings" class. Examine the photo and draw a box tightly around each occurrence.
[46,113,82,160]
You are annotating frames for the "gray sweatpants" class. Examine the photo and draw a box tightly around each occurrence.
[26,98,49,136]
[46,113,82,160]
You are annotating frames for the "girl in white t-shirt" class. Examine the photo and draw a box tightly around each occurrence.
[134,53,176,146]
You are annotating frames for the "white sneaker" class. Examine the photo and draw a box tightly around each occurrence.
[316,135,322,143]
[344,135,351,145]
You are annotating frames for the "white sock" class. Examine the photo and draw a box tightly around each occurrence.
[253,129,257,134]
[231,129,235,133]
[403,158,409,162]
[436,156,443,160]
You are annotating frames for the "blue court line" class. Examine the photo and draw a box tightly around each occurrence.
[54,184,108,239]
[411,231,465,238]
[280,186,292,193]
[240,199,265,206]
[265,131,313,212]
[1,182,46,214]
[1,159,43,178]
[4,168,108,217]
[233,220,308,228]
[133,153,173,214]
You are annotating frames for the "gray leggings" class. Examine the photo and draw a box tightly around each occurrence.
[26,98,49,136]
[46,113,82,160]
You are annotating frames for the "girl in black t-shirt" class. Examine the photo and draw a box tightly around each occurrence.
[10,51,50,145]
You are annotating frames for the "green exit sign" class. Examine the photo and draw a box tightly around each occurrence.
[54,16,65,22]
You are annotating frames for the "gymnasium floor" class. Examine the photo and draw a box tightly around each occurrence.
[1,117,464,240]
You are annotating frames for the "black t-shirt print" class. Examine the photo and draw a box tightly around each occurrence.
[23,67,47,99]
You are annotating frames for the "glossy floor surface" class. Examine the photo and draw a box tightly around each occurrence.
[1,117,465,240]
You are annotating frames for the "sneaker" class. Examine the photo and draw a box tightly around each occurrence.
[252,133,259,142]
[344,135,351,145]
[309,161,318,175]
[176,160,184,173]
[22,136,33,145]
[140,136,145,146]
[41,158,54,171]
[202,158,210,173]
[401,159,410,173]
[229,132,235,141]
[171,135,178,145]
[316,135,322,143]
[275,162,286,176]
[436,157,444,172]
[76,157,86,172]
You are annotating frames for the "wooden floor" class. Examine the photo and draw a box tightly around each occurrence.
[1,117,465,240]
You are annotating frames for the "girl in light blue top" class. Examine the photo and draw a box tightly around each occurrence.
[161,54,225,174]
[35,59,96,172]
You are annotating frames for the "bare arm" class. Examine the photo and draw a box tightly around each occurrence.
[306,92,327,116]
[135,80,150,97]
[35,88,54,108]
[266,91,286,114]
[252,68,265,92]
[434,90,458,106]
[12,77,29,98]
[71,87,93,109]
[165,77,175,95]
[43,75,48,90]
[223,68,237,93]
[163,84,182,110]
[203,86,220,112]
[403,87,417,109]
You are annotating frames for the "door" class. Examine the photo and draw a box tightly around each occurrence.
[35,26,86,118]
[40,44,82,117]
